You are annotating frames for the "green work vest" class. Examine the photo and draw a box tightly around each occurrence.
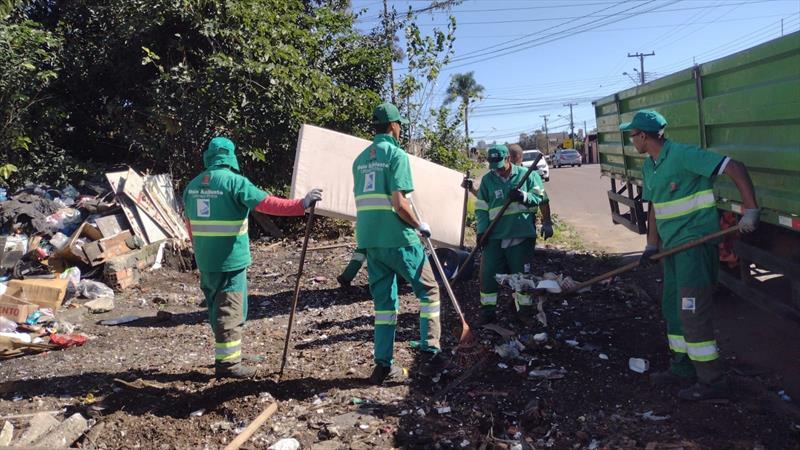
[475,165,544,239]
[352,134,419,249]
[642,140,726,249]
[183,167,267,272]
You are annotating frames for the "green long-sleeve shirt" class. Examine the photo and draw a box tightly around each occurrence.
[475,165,544,239]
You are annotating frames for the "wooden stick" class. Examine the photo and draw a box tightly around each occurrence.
[307,242,352,252]
[222,402,278,450]
[565,225,741,294]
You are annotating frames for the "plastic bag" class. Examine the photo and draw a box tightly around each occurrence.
[0,316,17,333]
[77,280,114,299]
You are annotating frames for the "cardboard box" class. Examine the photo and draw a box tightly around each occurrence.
[6,278,69,310]
[0,294,39,323]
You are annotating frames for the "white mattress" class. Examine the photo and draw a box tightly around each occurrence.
[290,125,466,248]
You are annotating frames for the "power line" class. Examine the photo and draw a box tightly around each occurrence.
[627,51,655,84]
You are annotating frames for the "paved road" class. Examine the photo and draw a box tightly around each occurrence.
[545,164,645,255]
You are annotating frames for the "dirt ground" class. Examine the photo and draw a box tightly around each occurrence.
[1,235,799,449]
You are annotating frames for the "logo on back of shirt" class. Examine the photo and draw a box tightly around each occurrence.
[197,198,211,218]
[363,172,376,192]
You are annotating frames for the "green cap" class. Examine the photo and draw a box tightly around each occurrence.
[487,144,509,169]
[203,136,241,172]
[372,102,409,125]
[619,109,668,133]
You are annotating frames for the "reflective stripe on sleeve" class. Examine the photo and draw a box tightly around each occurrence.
[653,189,716,220]
[686,340,719,362]
[420,301,440,318]
[474,199,489,211]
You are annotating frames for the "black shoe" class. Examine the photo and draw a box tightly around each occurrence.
[336,275,351,289]
[650,370,695,387]
[420,352,451,377]
[476,310,496,327]
[215,363,257,379]
[677,381,730,401]
[368,364,408,385]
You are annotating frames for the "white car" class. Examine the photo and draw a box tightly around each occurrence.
[521,150,550,181]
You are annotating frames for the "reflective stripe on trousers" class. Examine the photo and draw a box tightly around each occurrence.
[480,292,497,306]
[215,339,242,362]
[653,189,715,220]
[686,339,719,362]
[420,301,440,318]
[668,334,687,353]
[375,309,398,326]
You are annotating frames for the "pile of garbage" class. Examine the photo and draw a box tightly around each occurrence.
[0,168,189,359]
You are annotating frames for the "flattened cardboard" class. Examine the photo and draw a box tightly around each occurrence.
[6,278,68,310]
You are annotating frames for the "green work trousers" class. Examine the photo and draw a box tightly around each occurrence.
[479,238,535,313]
[339,248,367,283]
[200,269,248,367]
[661,242,723,384]
[366,244,441,367]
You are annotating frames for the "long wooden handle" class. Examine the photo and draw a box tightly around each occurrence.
[223,402,278,450]
[565,225,741,294]
[453,153,544,281]
[278,202,316,380]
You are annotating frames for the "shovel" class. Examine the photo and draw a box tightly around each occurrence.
[278,201,317,381]
[452,152,544,281]
[408,197,478,350]
[563,225,742,294]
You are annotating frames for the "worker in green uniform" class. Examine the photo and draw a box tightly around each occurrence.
[508,143,553,240]
[621,110,759,400]
[337,248,366,288]
[184,136,323,379]
[353,102,446,385]
[474,144,545,325]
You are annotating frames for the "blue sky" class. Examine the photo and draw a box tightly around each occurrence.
[350,0,800,145]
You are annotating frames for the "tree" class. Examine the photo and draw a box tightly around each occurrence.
[420,105,471,172]
[444,71,484,156]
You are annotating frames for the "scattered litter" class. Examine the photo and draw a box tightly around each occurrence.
[494,339,526,359]
[482,323,516,338]
[629,358,650,373]
[268,438,301,450]
[436,406,451,414]
[778,390,792,402]
[49,334,88,348]
[534,332,548,342]
[599,353,609,360]
[497,363,508,369]
[639,410,670,421]
[358,423,369,430]
[528,368,567,379]
[565,339,579,347]
[78,280,115,299]
[190,409,205,417]
[84,296,115,313]
[0,421,13,446]
[100,316,140,326]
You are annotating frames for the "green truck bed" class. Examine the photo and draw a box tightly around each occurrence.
[594,31,800,232]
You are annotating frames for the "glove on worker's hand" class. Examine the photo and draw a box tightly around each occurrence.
[417,222,432,238]
[739,208,759,233]
[461,177,474,190]
[303,188,323,209]
[509,188,527,204]
[540,219,554,240]
[639,244,659,268]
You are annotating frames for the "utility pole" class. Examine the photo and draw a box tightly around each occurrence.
[628,51,654,84]
[383,0,396,103]
[563,102,577,141]
[540,114,550,153]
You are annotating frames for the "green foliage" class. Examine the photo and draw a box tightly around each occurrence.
[1,0,389,190]
[420,105,472,172]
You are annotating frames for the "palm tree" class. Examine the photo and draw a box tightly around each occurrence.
[444,72,484,156]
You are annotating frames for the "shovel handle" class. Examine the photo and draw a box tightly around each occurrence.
[565,225,741,294]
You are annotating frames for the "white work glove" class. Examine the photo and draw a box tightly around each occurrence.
[417,222,432,238]
[738,208,759,233]
[303,188,323,209]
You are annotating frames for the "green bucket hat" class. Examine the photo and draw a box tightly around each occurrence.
[619,109,668,133]
[487,144,509,170]
[372,102,409,125]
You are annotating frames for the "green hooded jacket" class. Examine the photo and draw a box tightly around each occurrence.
[183,137,268,272]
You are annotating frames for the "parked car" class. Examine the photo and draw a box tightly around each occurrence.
[521,150,549,181]
[553,149,582,168]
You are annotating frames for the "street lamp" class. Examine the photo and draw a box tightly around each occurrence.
[623,71,638,84]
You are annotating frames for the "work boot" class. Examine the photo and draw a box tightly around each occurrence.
[420,352,452,377]
[476,310,496,327]
[677,381,731,401]
[650,370,696,387]
[215,362,257,380]
[336,274,351,289]
[368,364,408,385]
